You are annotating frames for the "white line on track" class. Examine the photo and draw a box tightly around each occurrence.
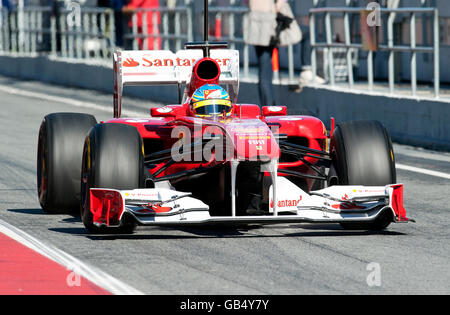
[396,163,450,180]
[0,85,146,117]
[394,144,450,163]
[0,219,144,295]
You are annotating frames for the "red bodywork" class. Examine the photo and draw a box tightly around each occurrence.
[108,106,326,192]
[108,56,327,192]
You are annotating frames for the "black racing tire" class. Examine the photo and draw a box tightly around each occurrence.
[37,113,97,214]
[81,123,144,234]
[330,120,396,231]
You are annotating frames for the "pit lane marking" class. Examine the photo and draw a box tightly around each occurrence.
[0,219,144,295]
[0,85,145,117]
[394,144,450,163]
[396,164,450,180]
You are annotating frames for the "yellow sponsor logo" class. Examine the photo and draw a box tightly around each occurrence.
[238,135,271,140]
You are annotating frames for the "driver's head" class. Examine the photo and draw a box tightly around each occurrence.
[191,84,232,118]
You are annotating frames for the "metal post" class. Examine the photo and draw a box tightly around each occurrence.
[288,45,294,83]
[229,0,236,50]
[325,12,335,86]
[4,9,11,52]
[410,12,417,97]
[76,13,83,58]
[0,3,3,52]
[60,14,67,58]
[310,13,317,82]
[91,13,99,59]
[100,11,108,58]
[31,11,37,53]
[243,43,249,78]
[132,12,138,50]
[143,11,148,50]
[37,10,42,47]
[344,11,354,88]
[175,11,181,51]
[368,50,374,91]
[83,13,90,58]
[433,8,440,99]
[50,15,56,56]
[109,9,116,53]
[5,9,10,52]
[1,7,7,52]
[24,11,30,53]
[388,11,395,94]
[17,0,24,53]
[186,0,193,42]
[11,12,17,52]
[68,15,74,58]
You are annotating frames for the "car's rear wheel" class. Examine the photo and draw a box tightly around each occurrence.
[81,123,144,234]
[330,120,396,230]
[37,113,97,214]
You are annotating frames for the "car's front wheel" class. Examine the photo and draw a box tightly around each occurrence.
[81,123,145,234]
[330,120,396,231]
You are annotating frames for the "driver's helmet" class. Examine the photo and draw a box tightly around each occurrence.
[191,84,232,118]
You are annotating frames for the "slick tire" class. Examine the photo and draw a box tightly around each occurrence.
[81,123,144,234]
[330,120,396,231]
[37,113,97,214]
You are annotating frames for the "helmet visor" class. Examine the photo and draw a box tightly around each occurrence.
[193,99,232,116]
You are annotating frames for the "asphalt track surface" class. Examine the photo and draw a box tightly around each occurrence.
[0,76,449,295]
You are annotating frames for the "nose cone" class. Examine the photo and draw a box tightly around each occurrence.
[225,119,280,162]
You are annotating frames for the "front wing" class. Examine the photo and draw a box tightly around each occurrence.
[89,178,411,228]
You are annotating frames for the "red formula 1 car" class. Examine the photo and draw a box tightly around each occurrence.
[37,40,411,234]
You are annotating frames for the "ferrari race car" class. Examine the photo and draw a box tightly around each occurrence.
[36,40,411,234]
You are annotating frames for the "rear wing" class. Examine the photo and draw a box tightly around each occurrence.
[113,49,240,118]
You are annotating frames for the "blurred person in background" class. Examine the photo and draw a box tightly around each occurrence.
[297,18,325,88]
[123,0,161,50]
[1,0,12,51]
[1,0,12,11]
[97,0,109,7]
[112,0,125,47]
[244,0,287,107]
[98,0,126,47]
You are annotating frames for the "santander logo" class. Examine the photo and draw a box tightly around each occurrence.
[270,196,302,208]
[142,203,172,213]
[123,57,140,67]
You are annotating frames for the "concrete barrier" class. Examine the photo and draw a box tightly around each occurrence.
[0,54,449,151]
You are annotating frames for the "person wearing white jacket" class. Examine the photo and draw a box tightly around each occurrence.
[245,0,286,106]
